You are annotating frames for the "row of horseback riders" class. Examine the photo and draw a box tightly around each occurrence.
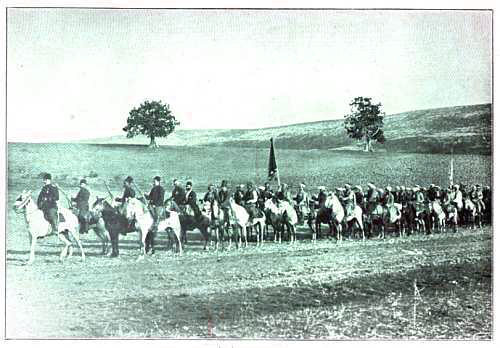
[37,170,490,239]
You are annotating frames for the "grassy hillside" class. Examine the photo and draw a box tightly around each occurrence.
[79,103,491,154]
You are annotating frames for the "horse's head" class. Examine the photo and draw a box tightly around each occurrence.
[124,198,146,222]
[91,196,107,215]
[13,190,32,213]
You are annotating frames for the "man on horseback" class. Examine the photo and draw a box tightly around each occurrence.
[471,185,485,213]
[294,183,310,225]
[312,186,327,209]
[184,181,202,221]
[217,180,231,229]
[366,183,379,213]
[243,182,259,223]
[143,176,165,254]
[353,185,365,206]
[263,182,274,200]
[278,183,293,203]
[341,184,356,217]
[115,176,136,205]
[170,179,186,213]
[36,173,60,234]
[203,183,219,221]
[71,178,90,234]
[234,184,245,205]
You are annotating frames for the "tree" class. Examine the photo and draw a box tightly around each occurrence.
[123,100,180,148]
[344,97,386,152]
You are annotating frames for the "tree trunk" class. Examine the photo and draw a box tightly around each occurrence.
[364,137,373,152]
[148,136,159,148]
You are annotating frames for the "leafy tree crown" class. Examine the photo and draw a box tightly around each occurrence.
[344,97,385,143]
[123,100,180,139]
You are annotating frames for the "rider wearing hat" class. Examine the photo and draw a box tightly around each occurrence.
[116,176,136,204]
[37,173,60,234]
[184,180,202,220]
[471,184,485,212]
[294,183,310,225]
[170,178,186,212]
[71,178,90,234]
[144,176,165,253]
[243,182,259,221]
[234,184,245,205]
[313,186,327,209]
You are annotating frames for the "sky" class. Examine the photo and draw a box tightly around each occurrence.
[7,9,492,142]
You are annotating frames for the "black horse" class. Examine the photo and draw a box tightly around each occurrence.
[91,198,137,257]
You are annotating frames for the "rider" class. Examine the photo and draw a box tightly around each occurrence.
[451,184,463,209]
[203,183,219,221]
[341,184,356,216]
[294,183,310,225]
[115,176,136,205]
[353,185,365,206]
[37,173,60,234]
[170,179,186,213]
[313,186,327,209]
[143,176,165,254]
[366,182,379,212]
[278,183,293,203]
[71,178,90,234]
[243,182,259,222]
[184,181,202,221]
[217,180,231,228]
[471,185,485,212]
[427,184,438,202]
[234,184,245,205]
[383,186,394,207]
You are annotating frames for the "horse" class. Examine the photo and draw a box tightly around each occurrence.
[71,199,110,255]
[264,199,298,244]
[125,198,183,258]
[91,197,141,257]
[308,193,344,242]
[343,202,365,240]
[400,201,417,235]
[202,200,226,250]
[442,201,458,233]
[220,197,249,249]
[13,190,85,264]
[425,200,446,234]
[165,200,211,250]
[367,202,402,239]
[265,199,286,243]
[463,198,480,229]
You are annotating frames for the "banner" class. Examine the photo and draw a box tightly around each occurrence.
[268,138,278,181]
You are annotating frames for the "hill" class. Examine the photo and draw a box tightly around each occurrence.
[79,103,491,154]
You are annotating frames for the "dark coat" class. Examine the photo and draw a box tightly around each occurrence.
[145,185,165,207]
[203,191,219,203]
[116,186,135,203]
[217,189,231,205]
[171,186,186,206]
[72,187,90,212]
[37,184,59,211]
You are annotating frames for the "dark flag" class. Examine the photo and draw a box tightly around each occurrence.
[268,138,278,181]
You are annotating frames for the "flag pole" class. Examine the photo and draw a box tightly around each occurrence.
[275,139,281,188]
[449,147,454,187]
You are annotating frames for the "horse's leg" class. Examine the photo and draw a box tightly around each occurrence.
[58,232,71,262]
[27,232,36,265]
[94,224,108,255]
[70,228,85,262]
[137,230,146,261]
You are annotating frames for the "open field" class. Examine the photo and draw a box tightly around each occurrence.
[6,143,492,339]
[78,103,492,154]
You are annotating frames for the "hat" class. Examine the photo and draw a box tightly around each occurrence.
[300,183,306,188]
[186,181,193,186]
[386,186,392,191]
[354,185,362,191]
[80,178,87,185]
[400,186,405,190]
[453,184,459,189]
[43,173,52,180]
[239,184,245,189]
[367,183,376,189]
[124,176,133,183]
[153,176,161,182]
[258,186,265,190]
[344,184,351,189]
[412,187,419,192]
[377,188,385,194]
[221,180,228,187]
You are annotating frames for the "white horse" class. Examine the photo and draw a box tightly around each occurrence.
[202,200,225,250]
[324,193,345,241]
[124,198,183,259]
[264,199,298,244]
[13,190,85,264]
[224,197,249,249]
[344,203,365,240]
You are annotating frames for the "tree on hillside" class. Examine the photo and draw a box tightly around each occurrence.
[123,100,180,148]
[343,97,386,152]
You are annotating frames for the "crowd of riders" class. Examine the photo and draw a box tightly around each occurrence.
[36,172,491,237]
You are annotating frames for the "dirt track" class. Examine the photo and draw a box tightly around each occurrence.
[5,224,492,339]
